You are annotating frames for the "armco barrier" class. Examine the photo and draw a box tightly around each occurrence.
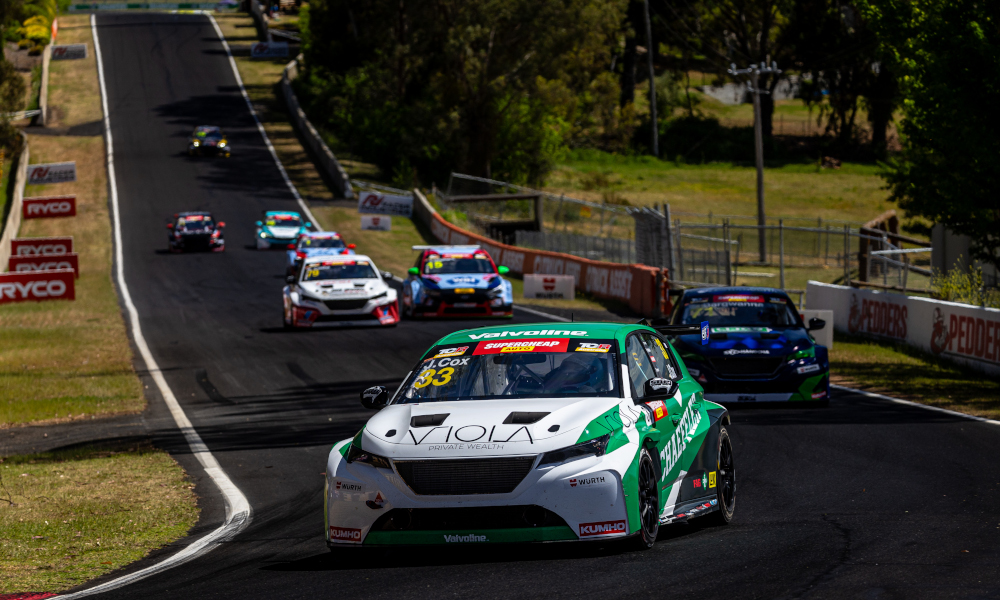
[281,56,354,199]
[0,133,30,273]
[807,281,1000,378]
[412,189,666,317]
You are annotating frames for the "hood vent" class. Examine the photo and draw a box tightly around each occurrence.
[410,414,449,428]
[503,412,549,425]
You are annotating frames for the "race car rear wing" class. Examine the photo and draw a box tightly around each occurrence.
[412,245,481,252]
[638,318,710,345]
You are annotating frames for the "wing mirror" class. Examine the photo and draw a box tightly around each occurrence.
[348,243,356,249]
[255,220,263,227]
[498,265,510,274]
[408,267,419,276]
[285,275,296,284]
[641,377,676,400]
[361,386,389,409]
[305,222,313,228]
[381,271,393,280]
[166,223,174,229]
[217,221,226,228]
[808,317,826,331]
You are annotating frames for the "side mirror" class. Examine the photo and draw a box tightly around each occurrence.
[497,265,510,275]
[217,221,226,228]
[808,317,826,331]
[642,377,676,400]
[408,267,419,276]
[361,386,389,409]
[255,220,263,227]
[381,271,393,281]
[348,243,356,249]
[166,223,174,229]
[285,275,296,284]
[305,222,313,228]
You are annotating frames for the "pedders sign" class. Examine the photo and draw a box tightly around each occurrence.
[0,270,75,304]
[11,237,74,256]
[9,253,79,278]
[847,292,907,340]
[23,196,77,219]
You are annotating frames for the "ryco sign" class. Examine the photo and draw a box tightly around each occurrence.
[23,196,77,219]
[0,270,75,304]
[11,237,74,256]
[8,253,79,278]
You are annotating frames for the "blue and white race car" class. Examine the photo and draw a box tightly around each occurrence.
[402,245,513,318]
[255,210,311,249]
[286,231,355,272]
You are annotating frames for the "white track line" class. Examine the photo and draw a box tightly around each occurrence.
[514,304,571,322]
[205,13,322,231]
[832,384,1000,427]
[58,15,254,598]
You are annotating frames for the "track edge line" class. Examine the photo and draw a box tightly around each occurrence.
[831,383,1000,427]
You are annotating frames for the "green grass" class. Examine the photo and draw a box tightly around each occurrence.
[0,441,199,594]
[831,332,1000,419]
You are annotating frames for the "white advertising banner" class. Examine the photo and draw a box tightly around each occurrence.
[27,162,77,185]
[807,281,1000,377]
[360,215,391,231]
[251,42,289,58]
[357,191,413,217]
[523,274,575,300]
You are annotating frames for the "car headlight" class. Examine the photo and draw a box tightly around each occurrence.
[259,231,269,238]
[538,434,610,467]
[487,285,503,297]
[300,293,324,304]
[192,141,200,146]
[370,291,387,300]
[219,142,226,147]
[346,443,392,469]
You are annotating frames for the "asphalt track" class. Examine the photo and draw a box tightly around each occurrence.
[78,13,1000,600]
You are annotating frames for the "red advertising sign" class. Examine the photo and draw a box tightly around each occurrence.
[0,270,75,304]
[8,253,79,278]
[11,237,74,256]
[473,338,569,355]
[23,196,77,219]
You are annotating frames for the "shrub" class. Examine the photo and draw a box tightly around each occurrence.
[931,265,1000,309]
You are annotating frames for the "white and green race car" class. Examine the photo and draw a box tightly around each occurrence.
[325,321,735,549]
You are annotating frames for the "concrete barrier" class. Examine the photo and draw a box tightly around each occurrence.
[281,56,354,199]
[412,189,667,317]
[39,44,51,126]
[0,134,31,272]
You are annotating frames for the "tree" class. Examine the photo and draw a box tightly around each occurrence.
[302,0,626,185]
[857,0,1000,271]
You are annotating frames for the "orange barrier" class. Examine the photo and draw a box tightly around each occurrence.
[413,191,668,317]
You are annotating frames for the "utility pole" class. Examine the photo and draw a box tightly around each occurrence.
[643,0,658,157]
[728,61,781,263]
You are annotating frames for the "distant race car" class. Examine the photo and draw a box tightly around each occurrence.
[166,211,225,253]
[188,126,230,157]
[401,245,513,318]
[283,254,398,328]
[325,319,735,549]
[256,210,311,250]
[667,287,829,404]
[285,231,355,272]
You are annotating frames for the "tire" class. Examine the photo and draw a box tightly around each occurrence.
[631,447,659,549]
[706,425,736,526]
[283,305,293,330]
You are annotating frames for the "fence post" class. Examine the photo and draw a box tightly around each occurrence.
[825,224,831,265]
[903,253,909,292]
[676,218,684,281]
[817,217,822,257]
[843,225,850,286]
[724,219,732,285]
[779,219,785,289]
[665,204,676,278]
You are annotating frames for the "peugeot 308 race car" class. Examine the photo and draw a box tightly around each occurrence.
[283,254,399,328]
[667,287,829,404]
[402,245,513,318]
[285,231,355,272]
[166,211,225,253]
[256,210,311,249]
[325,320,735,549]
[188,126,230,157]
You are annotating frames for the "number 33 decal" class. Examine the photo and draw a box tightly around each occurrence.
[414,367,454,388]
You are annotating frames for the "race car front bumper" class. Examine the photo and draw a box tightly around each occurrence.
[287,295,399,328]
[409,296,513,318]
[324,443,632,546]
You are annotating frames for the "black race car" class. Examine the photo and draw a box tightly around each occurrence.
[667,287,829,405]
[167,212,225,253]
[188,126,231,157]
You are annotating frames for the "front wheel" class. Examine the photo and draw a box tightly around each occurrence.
[631,447,659,549]
[705,425,736,526]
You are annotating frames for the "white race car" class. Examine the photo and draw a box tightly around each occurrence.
[325,321,735,549]
[283,254,399,328]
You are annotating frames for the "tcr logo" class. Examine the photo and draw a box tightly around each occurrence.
[0,280,68,300]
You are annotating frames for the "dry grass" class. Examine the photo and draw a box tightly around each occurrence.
[831,332,1000,419]
[0,440,199,594]
[1,14,144,427]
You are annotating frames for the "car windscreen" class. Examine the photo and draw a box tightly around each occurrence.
[423,256,494,274]
[302,260,376,281]
[266,215,301,227]
[680,294,800,328]
[394,339,619,403]
[177,217,213,231]
[300,237,345,249]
